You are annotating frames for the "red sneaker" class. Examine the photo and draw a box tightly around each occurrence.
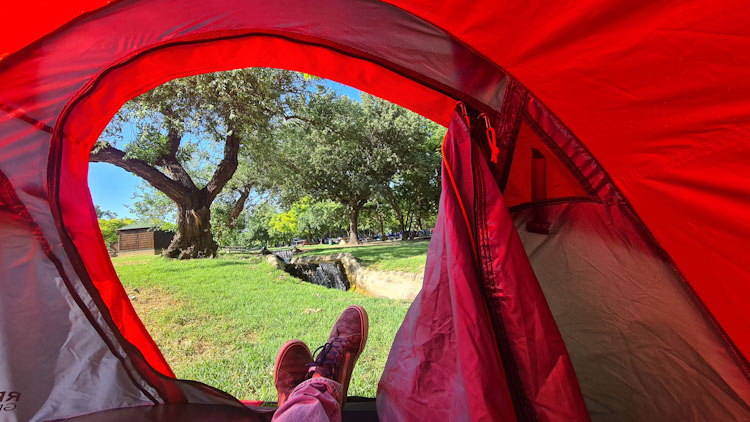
[307,305,369,407]
[274,339,313,406]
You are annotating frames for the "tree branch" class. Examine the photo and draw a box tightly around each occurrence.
[90,141,190,203]
[155,127,197,190]
[277,110,348,140]
[205,132,240,201]
[383,185,404,225]
[167,124,182,157]
[228,184,252,228]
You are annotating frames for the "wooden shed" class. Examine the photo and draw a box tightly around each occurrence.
[117,222,175,256]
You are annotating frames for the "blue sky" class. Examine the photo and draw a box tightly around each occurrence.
[89,78,361,218]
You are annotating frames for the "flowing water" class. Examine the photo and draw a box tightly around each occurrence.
[274,249,294,263]
[272,249,350,291]
[293,262,350,291]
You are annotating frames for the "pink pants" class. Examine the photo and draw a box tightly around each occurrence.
[272,377,342,422]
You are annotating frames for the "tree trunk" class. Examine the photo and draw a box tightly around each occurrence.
[91,129,240,260]
[348,206,361,245]
[405,205,415,240]
[384,187,406,239]
[165,194,218,259]
[377,212,384,241]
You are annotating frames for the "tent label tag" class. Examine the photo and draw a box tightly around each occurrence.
[0,391,20,412]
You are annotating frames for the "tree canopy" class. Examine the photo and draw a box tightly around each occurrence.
[270,89,444,244]
[94,69,444,255]
[93,68,307,258]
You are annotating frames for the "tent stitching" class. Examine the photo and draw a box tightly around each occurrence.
[472,139,538,422]
[443,106,522,421]
[0,100,54,133]
[0,167,162,405]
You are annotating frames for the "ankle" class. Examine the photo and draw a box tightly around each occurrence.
[293,376,343,403]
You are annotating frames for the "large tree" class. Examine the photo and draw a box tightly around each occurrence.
[359,94,445,238]
[379,125,444,238]
[92,68,306,259]
[272,90,444,244]
[297,199,347,242]
[276,90,396,244]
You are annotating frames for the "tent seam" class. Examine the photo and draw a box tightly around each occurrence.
[0,100,54,133]
[0,0,129,70]
[472,140,536,422]
[0,168,161,405]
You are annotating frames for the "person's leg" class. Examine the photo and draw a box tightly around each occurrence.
[273,377,342,422]
[272,305,369,422]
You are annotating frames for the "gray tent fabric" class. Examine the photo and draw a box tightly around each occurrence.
[513,202,750,421]
[0,200,155,422]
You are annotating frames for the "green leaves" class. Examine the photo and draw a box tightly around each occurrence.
[101,68,309,186]
[297,199,347,238]
[269,87,444,239]
[127,181,177,229]
[269,202,302,240]
[98,218,135,245]
[97,68,443,249]
[124,126,171,165]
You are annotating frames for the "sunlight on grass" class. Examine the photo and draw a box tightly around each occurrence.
[298,240,430,273]
[114,255,411,401]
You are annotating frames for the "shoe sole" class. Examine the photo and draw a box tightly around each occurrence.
[273,339,311,406]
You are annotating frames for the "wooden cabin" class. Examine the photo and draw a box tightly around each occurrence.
[117,222,175,256]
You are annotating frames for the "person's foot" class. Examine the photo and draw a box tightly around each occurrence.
[307,305,369,407]
[274,339,313,406]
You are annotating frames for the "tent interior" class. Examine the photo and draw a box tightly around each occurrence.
[1,1,749,421]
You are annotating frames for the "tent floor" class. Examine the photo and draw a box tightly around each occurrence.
[64,398,379,421]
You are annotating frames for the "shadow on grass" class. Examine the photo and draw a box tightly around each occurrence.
[134,259,251,274]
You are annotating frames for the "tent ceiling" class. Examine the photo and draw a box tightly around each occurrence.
[2,0,748,363]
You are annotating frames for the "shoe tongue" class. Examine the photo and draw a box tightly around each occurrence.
[307,368,320,378]
[308,365,331,379]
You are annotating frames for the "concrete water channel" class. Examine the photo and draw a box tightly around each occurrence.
[270,249,349,291]
[264,248,421,301]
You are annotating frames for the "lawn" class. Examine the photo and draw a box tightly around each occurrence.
[113,254,411,402]
[296,239,430,273]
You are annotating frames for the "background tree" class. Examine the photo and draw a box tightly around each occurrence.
[359,95,444,238]
[297,198,347,242]
[92,68,306,258]
[98,217,135,245]
[275,90,425,244]
[243,202,277,247]
[358,198,399,240]
[95,205,117,220]
[368,97,444,239]
[127,181,178,230]
[268,200,305,244]
[379,123,444,238]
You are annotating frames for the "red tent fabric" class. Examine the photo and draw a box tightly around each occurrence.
[3,1,748,356]
[1,1,749,420]
[378,106,589,421]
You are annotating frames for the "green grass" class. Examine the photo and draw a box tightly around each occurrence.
[297,240,430,273]
[113,254,410,402]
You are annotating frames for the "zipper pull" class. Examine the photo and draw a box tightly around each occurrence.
[480,113,499,163]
